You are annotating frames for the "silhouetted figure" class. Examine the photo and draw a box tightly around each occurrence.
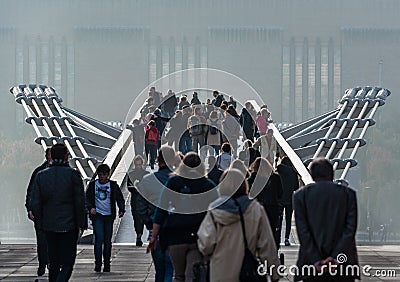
[277,156,299,246]
[293,158,359,281]
[31,144,86,282]
[25,148,51,277]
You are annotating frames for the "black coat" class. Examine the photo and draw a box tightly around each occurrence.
[25,161,48,212]
[31,162,86,232]
[207,166,224,185]
[153,176,217,247]
[293,181,359,281]
[277,163,299,205]
[86,180,125,220]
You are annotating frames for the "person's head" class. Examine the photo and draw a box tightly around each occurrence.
[281,156,293,167]
[209,110,218,120]
[132,119,140,125]
[221,142,232,154]
[229,95,234,101]
[97,164,111,184]
[181,95,187,102]
[133,155,144,168]
[310,158,334,182]
[148,120,156,127]
[157,145,177,168]
[260,108,270,118]
[182,105,190,114]
[149,86,156,93]
[45,148,52,162]
[245,101,252,110]
[221,100,228,107]
[175,152,205,178]
[193,91,198,97]
[206,98,211,104]
[51,143,68,161]
[243,139,253,149]
[146,97,154,104]
[193,106,202,116]
[249,157,273,177]
[213,90,219,97]
[219,168,248,198]
[226,105,238,117]
[229,159,248,176]
[220,104,227,111]
[207,155,217,168]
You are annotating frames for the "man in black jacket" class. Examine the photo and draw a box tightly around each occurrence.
[25,148,51,277]
[31,143,86,282]
[277,156,299,246]
[293,158,359,282]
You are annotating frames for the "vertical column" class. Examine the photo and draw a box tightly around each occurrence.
[182,36,188,90]
[67,44,75,108]
[289,37,296,122]
[23,37,29,83]
[61,37,68,104]
[315,38,321,115]
[48,36,55,86]
[328,38,334,110]
[156,36,162,80]
[195,36,201,87]
[169,37,175,90]
[36,36,42,83]
[302,38,309,120]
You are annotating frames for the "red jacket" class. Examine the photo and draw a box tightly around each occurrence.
[145,126,159,146]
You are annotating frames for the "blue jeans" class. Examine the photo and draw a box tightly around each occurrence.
[151,241,173,282]
[179,135,192,155]
[93,214,114,266]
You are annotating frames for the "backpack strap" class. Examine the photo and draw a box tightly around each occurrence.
[233,198,249,249]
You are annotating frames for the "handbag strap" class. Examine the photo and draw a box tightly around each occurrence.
[233,198,249,249]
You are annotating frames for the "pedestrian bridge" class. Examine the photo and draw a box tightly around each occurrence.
[10,84,391,240]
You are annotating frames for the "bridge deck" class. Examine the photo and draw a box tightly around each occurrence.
[1,244,399,281]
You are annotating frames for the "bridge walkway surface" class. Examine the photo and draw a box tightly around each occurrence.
[0,244,399,281]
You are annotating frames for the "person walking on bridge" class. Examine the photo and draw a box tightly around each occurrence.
[86,164,125,273]
[293,158,359,281]
[25,147,51,277]
[30,143,86,282]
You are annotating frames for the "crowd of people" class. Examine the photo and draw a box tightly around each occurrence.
[128,87,275,166]
[24,86,360,282]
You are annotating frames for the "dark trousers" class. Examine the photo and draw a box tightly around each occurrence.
[145,144,157,165]
[92,214,114,266]
[151,241,173,282]
[130,200,144,236]
[280,203,293,239]
[45,229,78,282]
[34,222,48,268]
[265,205,281,249]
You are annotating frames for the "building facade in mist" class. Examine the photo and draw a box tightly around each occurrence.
[1,0,400,133]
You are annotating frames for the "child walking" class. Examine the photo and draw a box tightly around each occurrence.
[86,164,125,272]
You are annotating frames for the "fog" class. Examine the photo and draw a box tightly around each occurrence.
[0,0,399,243]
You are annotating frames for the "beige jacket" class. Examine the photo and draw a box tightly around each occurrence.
[197,197,280,282]
[254,135,277,164]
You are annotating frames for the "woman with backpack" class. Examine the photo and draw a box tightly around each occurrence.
[197,168,280,282]
[147,153,217,282]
